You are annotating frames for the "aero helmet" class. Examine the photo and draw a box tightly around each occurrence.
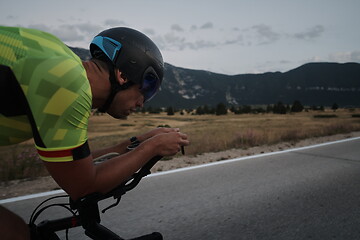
[90,27,164,112]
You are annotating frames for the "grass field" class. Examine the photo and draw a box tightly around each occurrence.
[1,109,360,182]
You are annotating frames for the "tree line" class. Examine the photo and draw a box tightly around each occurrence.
[139,101,341,116]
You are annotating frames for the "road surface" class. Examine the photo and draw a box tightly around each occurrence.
[2,137,360,239]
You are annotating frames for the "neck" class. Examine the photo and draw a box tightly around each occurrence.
[83,60,111,109]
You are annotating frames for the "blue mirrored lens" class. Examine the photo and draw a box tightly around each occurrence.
[140,77,160,102]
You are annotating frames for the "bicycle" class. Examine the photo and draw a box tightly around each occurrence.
[28,152,165,240]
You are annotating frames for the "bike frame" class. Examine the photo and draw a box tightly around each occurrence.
[29,155,163,240]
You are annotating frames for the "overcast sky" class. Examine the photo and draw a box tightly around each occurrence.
[1,0,359,75]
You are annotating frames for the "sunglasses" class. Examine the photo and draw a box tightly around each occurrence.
[140,75,161,103]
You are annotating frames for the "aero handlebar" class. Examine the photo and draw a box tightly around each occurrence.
[29,155,164,240]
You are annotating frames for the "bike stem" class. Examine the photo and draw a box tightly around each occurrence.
[68,155,163,239]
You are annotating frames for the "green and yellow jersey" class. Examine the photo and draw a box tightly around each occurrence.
[0,26,92,162]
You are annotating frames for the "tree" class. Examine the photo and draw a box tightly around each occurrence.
[242,105,252,114]
[291,100,304,112]
[332,103,339,112]
[216,102,227,115]
[166,106,175,115]
[273,101,287,114]
[196,106,204,115]
[147,106,161,114]
[203,105,210,114]
[266,104,273,113]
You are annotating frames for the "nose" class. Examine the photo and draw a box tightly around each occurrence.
[136,97,144,108]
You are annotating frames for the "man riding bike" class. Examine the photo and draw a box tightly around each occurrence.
[0,26,189,240]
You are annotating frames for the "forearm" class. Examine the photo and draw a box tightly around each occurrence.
[91,128,179,159]
[91,138,132,159]
[45,141,157,200]
[92,142,156,194]
[45,131,188,200]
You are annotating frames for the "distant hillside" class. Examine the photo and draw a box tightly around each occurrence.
[69,47,91,60]
[69,47,360,108]
[157,62,360,108]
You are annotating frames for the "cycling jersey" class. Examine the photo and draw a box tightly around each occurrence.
[0,26,92,162]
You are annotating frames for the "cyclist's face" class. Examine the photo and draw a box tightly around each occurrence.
[107,84,144,119]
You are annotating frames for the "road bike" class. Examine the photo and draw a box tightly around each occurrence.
[28,152,164,240]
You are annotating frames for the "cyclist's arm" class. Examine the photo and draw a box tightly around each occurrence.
[90,127,181,159]
[43,132,188,200]
[90,138,131,159]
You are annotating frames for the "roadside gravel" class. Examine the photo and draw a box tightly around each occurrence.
[1,131,359,200]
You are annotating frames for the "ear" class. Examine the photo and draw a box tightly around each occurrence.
[114,69,128,85]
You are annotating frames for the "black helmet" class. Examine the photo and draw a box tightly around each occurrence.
[90,27,164,111]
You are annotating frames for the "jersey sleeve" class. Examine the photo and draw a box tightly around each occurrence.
[0,26,93,162]
[25,56,93,162]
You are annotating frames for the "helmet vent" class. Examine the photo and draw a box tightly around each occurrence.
[102,38,121,61]
[91,36,122,62]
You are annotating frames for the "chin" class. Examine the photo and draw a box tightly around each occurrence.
[108,111,129,119]
[114,115,128,120]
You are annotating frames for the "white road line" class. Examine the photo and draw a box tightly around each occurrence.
[0,189,65,204]
[1,136,360,204]
[150,136,360,177]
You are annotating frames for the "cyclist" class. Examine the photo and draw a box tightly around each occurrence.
[0,26,189,240]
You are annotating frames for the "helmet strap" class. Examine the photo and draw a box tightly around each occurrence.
[98,63,128,113]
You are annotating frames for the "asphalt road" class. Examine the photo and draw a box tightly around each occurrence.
[3,137,360,240]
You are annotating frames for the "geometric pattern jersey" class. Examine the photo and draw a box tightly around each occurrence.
[0,26,92,162]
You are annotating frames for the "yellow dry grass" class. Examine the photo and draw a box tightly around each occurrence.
[88,109,360,156]
[1,109,360,181]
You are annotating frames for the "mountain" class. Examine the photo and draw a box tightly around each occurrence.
[69,47,360,108]
[158,62,360,108]
[70,47,92,61]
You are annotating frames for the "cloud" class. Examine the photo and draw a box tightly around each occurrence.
[52,25,85,42]
[171,24,184,32]
[6,15,17,20]
[27,24,52,33]
[224,33,244,46]
[163,32,185,44]
[56,23,102,42]
[293,25,325,40]
[157,23,246,51]
[186,40,217,50]
[188,22,213,31]
[75,22,103,34]
[303,50,360,66]
[162,32,186,50]
[190,25,198,31]
[158,30,219,51]
[27,23,102,43]
[200,22,214,29]
[328,50,360,62]
[305,56,324,63]
[142,28,156,36]
[350,51,360,62]
[104,19,127,27]
[251,24,280,44]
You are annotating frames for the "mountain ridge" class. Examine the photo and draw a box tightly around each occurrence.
[69,47,360,108]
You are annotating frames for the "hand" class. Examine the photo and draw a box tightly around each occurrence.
[137,127,180,142]
[147,131,189,156]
